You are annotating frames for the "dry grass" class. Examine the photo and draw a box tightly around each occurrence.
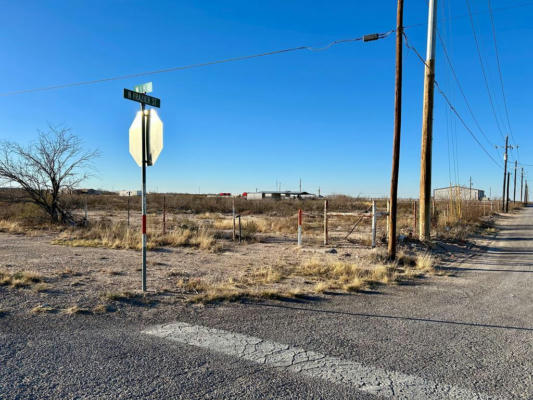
[52,221,220,252]
[30,304,57,314]
[213,215,296,235]
[415,253,435,273]
[173,249,439,304]
[0,270,43,288]
[0,220,27,234]
[101,291,139,302]
[93,304,115,313]
[33,282,52,292]
[63,305,92,315]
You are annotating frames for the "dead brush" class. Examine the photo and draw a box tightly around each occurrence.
[0,220,26,234]
[63,305,92,315]
[415,253,435,273]
[176,277,209,293]
[295,257,370,292]
[30,304,56,314]
[0,270,43,288]
[248,266,284,284]
[101,291,139,302]
[53,220,220,251]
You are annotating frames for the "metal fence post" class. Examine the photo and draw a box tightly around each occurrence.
[297,209,303,246]
[162,195,166,235]
[238,215,242,244]
[371,200,377,248]
[232,198,236,242]
[323,200,328,246]
[386,200,390,237]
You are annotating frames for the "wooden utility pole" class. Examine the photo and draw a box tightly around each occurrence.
[387,0,404,260]
[506,172,510,212]
[498,136,509,211]
[419,0,438,241]
[513,160,517,203]
[521,168,524,203]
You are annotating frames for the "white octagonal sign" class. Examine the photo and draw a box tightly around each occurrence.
[129,109,163,167]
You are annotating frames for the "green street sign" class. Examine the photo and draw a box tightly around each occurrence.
[124,89,160,108]
[134,82,153,94]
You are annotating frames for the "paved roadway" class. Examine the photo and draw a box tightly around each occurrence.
[1,207,532,399]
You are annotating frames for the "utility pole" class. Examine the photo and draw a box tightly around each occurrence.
[506,172,510,212]
[469,176,473,200]
[496,136,513,211]
[419,0,438,241]
[521,168,524,203]
[387,0,404,259]
[513,160,517,203]
[299,178,302,193]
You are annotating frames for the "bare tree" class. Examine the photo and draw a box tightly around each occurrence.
[0,126,98,223]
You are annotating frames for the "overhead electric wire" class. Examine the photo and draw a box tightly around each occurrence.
[403,32,502,169]
[464,0,506,141]
[487,0,520,161]
[436,30,498,150]
[0,31,394,97]
[404,1,533,29]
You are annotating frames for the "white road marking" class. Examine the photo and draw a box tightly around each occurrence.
[143,322,496,399]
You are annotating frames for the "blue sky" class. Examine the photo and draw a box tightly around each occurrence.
[1,0,531,197]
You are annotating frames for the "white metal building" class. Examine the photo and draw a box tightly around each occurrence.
[433,186,485,201]
[118,190,141,197]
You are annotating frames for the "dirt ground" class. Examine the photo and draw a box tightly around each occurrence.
[0,224,435,316]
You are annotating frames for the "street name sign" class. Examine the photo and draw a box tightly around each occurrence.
[134,82,153,94]
[124,88,160,108]
[129,109,164,167]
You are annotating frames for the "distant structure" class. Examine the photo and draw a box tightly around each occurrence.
[245,191,316,200]
[118,190,141,196]
[75,188,102,195]
[433,185,485,201]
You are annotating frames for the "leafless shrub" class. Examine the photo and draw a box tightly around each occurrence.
[0,126,98,224]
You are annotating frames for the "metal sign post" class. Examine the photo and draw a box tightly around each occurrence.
[124,83,162,292]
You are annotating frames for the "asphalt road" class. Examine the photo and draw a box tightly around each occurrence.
[1,207,532,399]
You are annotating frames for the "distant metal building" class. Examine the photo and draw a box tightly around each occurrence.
[433,185,485,201]
[118,190,141,196]
[246,191,316,200]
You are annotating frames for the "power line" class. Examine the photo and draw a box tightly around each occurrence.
[464,0,506,141]
[0,31,394,97]
[436,29,498,150]
[404,1,533,29]
[403,32,502,169]
[487,0,519,160]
